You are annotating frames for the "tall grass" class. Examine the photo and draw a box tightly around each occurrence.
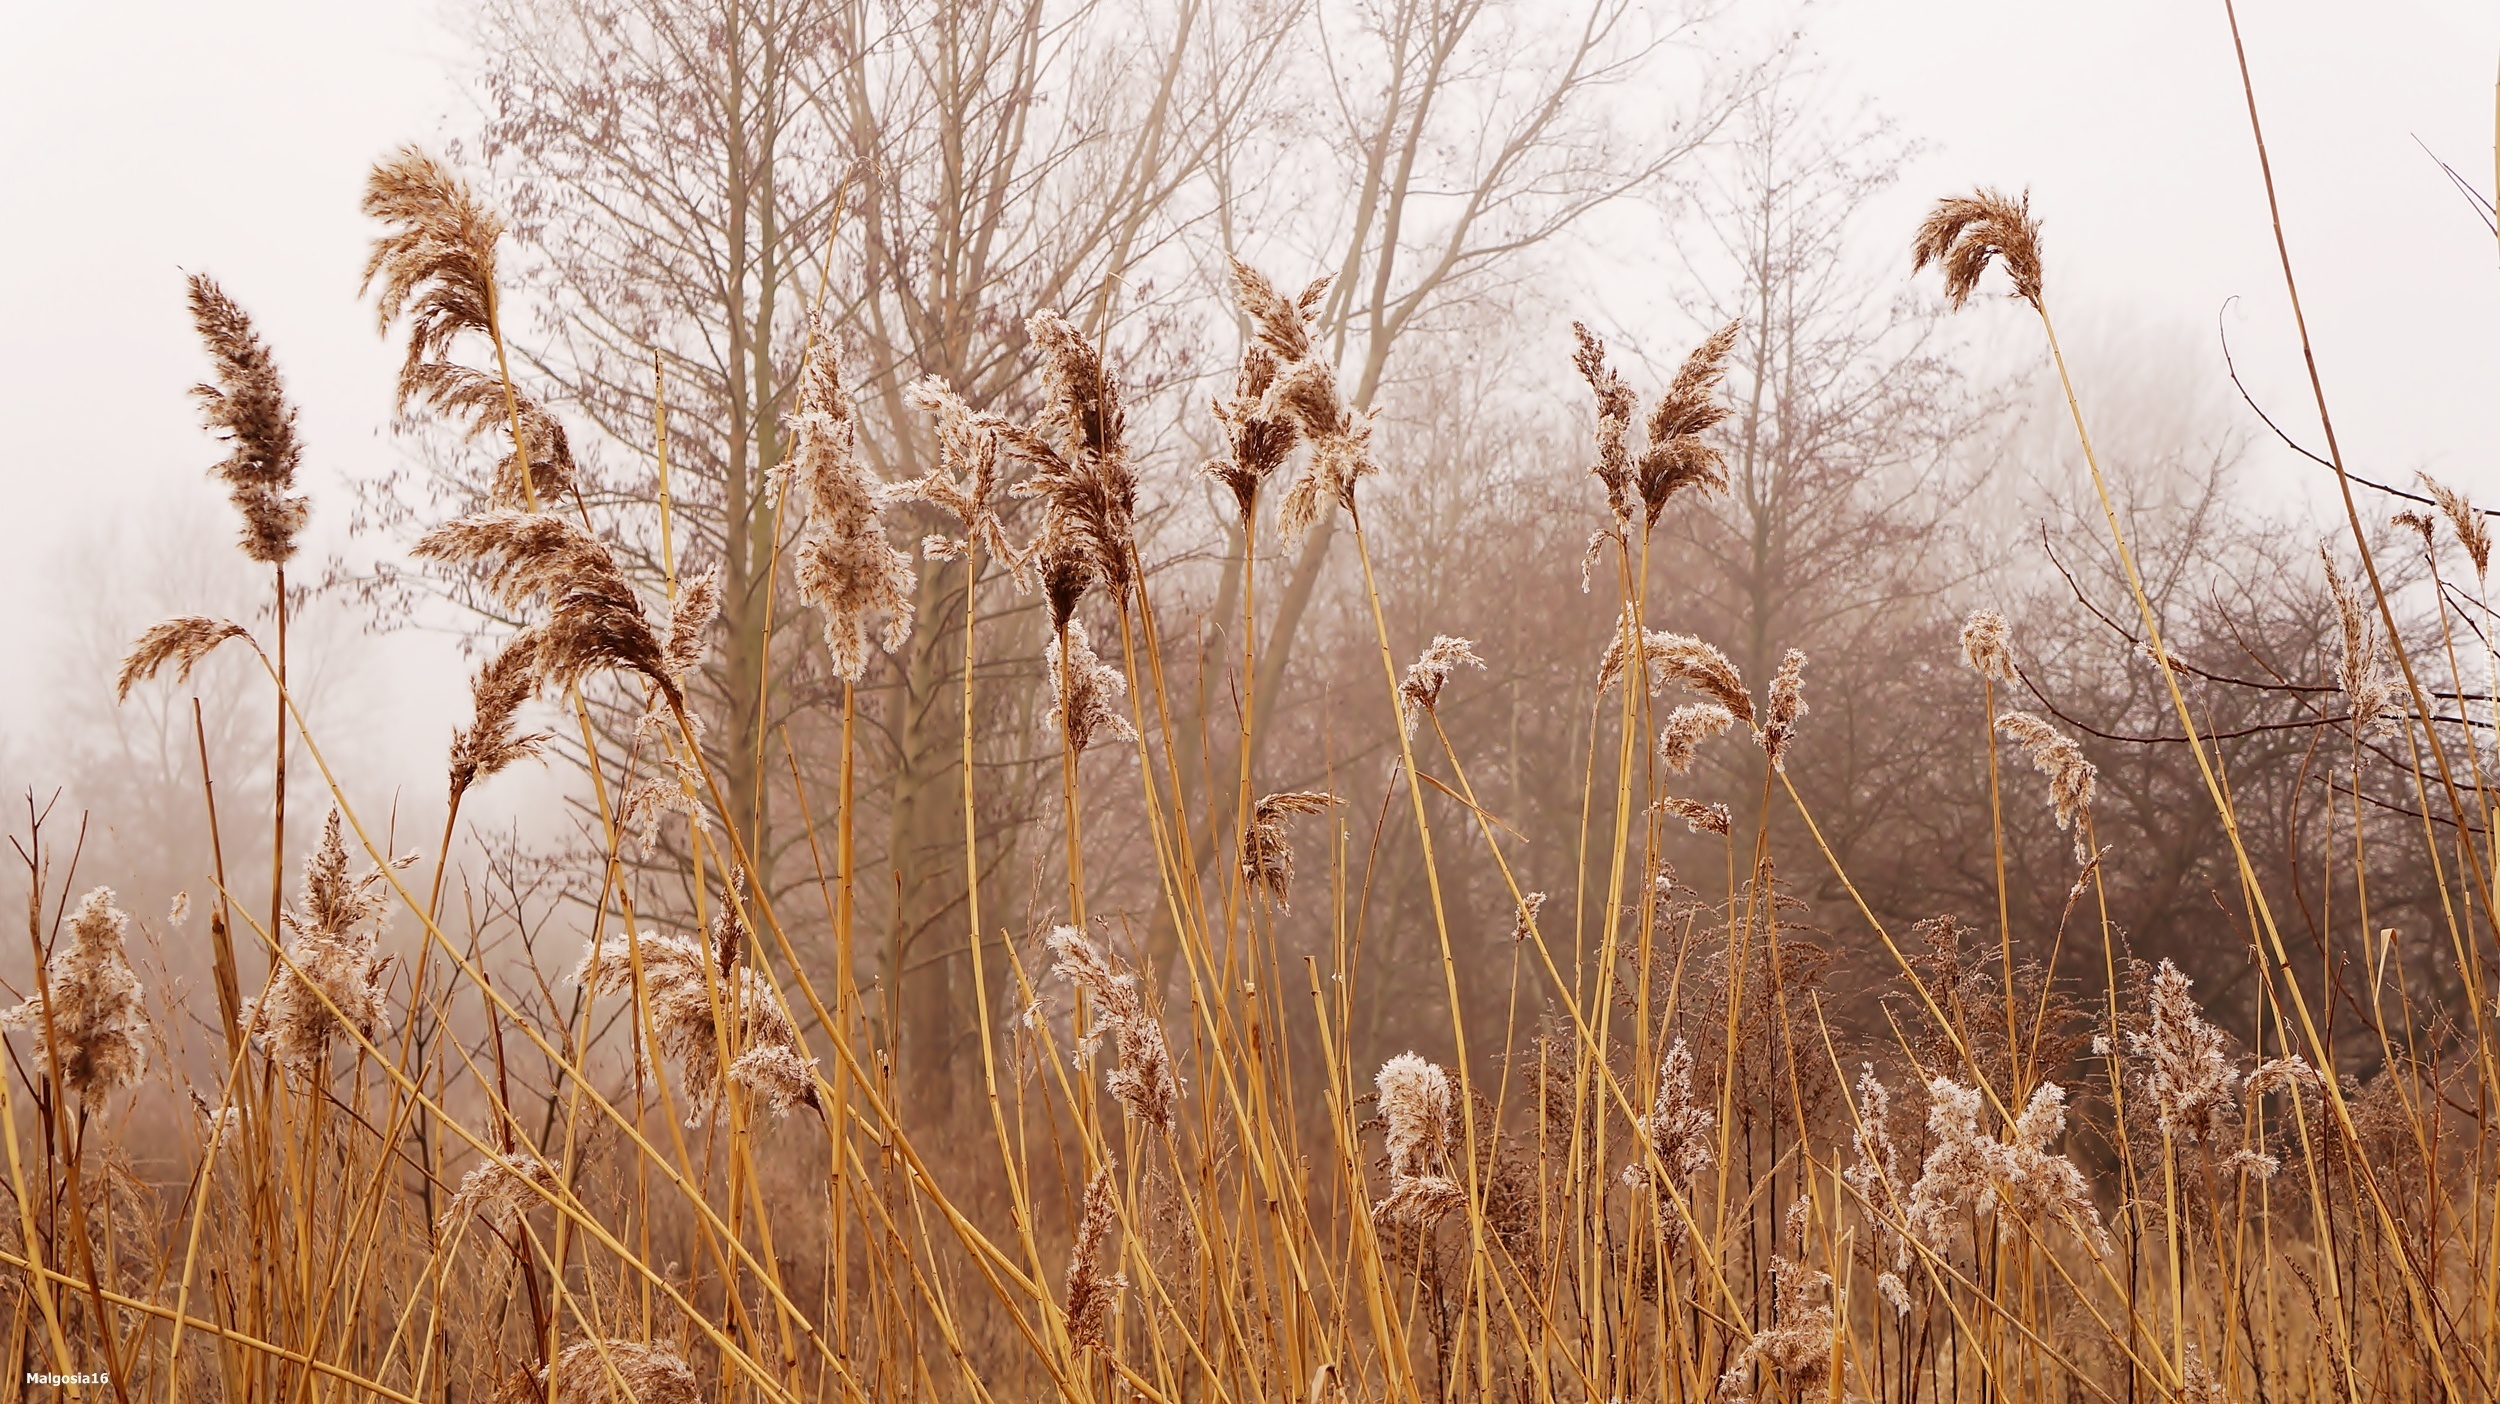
[6,71,2499,1404]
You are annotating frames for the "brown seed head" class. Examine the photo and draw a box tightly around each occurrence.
[1657,703,1736,775]
[416,511,677,702]
[1398,635,1485,734]
[186,275,309,563]
[1635,321,1740,527]
[1757,648,1808,771]
[571,926,820,1125]
[399,363,578,509]
[792,323,917,681]
[1663,796,1732,837]
[2419,472,2491,579]
[1993,711,2096,854]
[1064,1164,1128,1353]
[1913,189,2044,310]
[0,887,151,1111]
[1046,618,1137,754]
[1571,322,1638,523]
[448,632,549,797]
[117,616,249,701]
[1959,608,2014,682]
[2320,547,2402,740]
[1241,791,1338,911]
[362,147,504,405]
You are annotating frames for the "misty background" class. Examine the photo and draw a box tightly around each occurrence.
[2,0,2495,1098]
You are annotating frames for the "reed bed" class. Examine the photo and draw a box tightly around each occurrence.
[5,66,2499,1404]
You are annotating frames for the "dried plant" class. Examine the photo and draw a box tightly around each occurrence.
[1008,310,1137,611]
[1843,1066,1913,1313]
[246,810,409,1072]
[1571,322,1639,524]
[116,616,250,700]
[1045,618,1136,754]
[1045,926,1176,1130]
[1636,321,1740,527]
[1373,1053,1462,1225]
[2321,546,2402,738]
[2420,472,2491,579]
[1756,648,1807,770]
[0,888,150,1110]
[1398,635,1484,735]
[1993,711,2096,856]
[1064,1164,1127,1353]
[447,633,549,798]
[436,1150,562,1238]
[1241,791,1339,911]
[659,564,719,690]
[1212,264,1332,527]
[400,363,579,509]
[1717,1209,1833,1402]
[186,275,309,564]
[571,918,820,1125]
[1912,189,2044,310]
[1622,1038,1713,1198]
[1907,1078,2108,1256]
[1262,328,1378,539]
[901,372,1025,578]
[1509,891,1547,943]
[505,1341,700,1404]
[1959,608,2014,682]
[415,512,677,702]
[1600,615,1757,724]
[361,147,503,407]
[1657,703,1737,775]
[1663,796,1732,836]
[790,321,916,681]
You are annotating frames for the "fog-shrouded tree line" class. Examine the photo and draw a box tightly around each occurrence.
[8,0,2482,1145]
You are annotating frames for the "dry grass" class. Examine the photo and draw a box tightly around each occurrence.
[5,121,2499,1404]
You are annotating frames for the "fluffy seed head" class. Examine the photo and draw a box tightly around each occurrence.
[1571,322,1638,523]
[1046,926,1176,1130]
[1994,711,2096,856]
[571,923,820,1126]
[1064,1164,1127,1353]
[1657,703,1737,775]
[187,275,309,563]
[247,810,408,1073]
[437,1151,561,1238]
[448,633,549,797]
[1622,1037,1714,1191]
[117,617,249,701]
[513,1341,700,1404]
[1241,791,1338,912]
[1913,189,2044,309]
[1663,796,1732,837]
[2321,546,2402,739]
[1398,636,1485,734]
[362,147,504,407]
[1637,321,1739,526]
[2129,960,2240,1143]
[0,888,151,1110]
[1008,311,1138,605]
[1045,618,1137,755]
[792,324,916,681]
[1959,609,2013,682]
[398,363,578,509]
[2420,473,2491,579]
[1375,1053,1454,1180]
[1757,649,1808,771]
[416,511,677,703]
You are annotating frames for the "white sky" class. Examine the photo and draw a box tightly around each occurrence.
[1,0,2494,770]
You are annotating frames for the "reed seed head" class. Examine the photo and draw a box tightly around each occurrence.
[1046,617,1137,754]
[571,924,821,1125]
[1757,648,1808,770]
[247,809,408,1073]
[437,1150,561,1238]
[1637,321,1739,527]
[2419,472,2490,579]
[1663,796,1732,837]
[1375,1052,1454,1180]
[448,632,549,797]
[399,363,579,509]
[0,887,151,1111]
[362,147,504,405]
[1959,608,2013,682]
[1241,791,1338,911]
[416,511,678,703]
[117,616,249,701]
[792,322,917,682]
[1398,635,1484,735]
[1994,711,2095,856]
[2321,546,2402,739]
[1046,926,1176,1130]
[186,275,309,563]
[1913,189,2044,310]
[1008,310,1138,604]
[1571,322,1638,524]
[1622,1037,1714,1190]
[1065,1164,1128,1353]
[511,1341,700,1404]
[1657,703,1737,775]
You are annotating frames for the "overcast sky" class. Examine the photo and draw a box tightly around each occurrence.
[1,0,2493,762]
